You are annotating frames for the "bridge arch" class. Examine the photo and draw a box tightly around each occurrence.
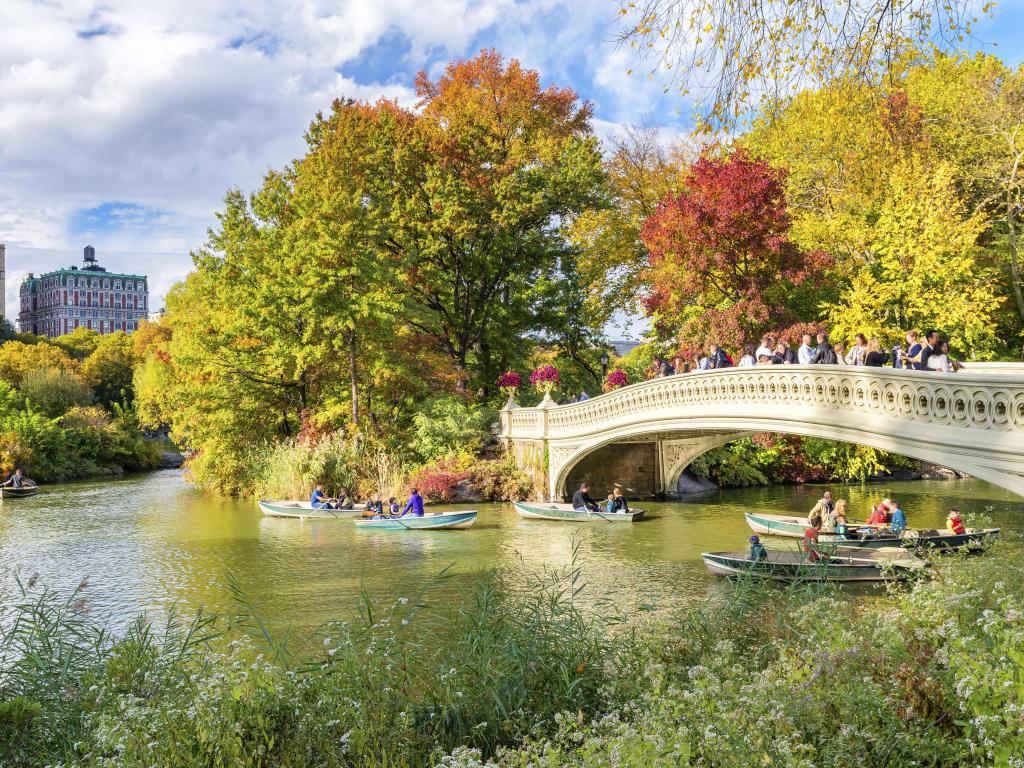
[499,366,1024,500]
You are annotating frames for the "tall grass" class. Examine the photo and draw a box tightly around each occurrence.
[2,544,1021,767]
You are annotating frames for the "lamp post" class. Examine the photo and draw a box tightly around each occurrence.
[600,351,609,379]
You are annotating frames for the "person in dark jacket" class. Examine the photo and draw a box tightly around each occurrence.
[572,482,599,512]
[809,333,839,364]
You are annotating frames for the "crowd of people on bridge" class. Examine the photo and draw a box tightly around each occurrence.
[653,328,963,377]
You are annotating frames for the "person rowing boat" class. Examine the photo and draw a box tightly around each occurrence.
[572,482,599,513]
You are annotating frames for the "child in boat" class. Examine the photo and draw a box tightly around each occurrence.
[947,509,966,535]
[889,500,907,533]
[388,497,400,517]
[833,499,850,538]
[364,494,384,518]
[748,535,767,561]
[866,502,890,526]
[605,492,616,515]
[803,517,823,561]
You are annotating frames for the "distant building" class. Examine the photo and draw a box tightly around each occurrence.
[19,246,148,337]
[609,339,641,357]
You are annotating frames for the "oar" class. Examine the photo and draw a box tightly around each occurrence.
[589,507,615,523]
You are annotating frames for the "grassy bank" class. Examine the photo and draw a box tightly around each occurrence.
[2,541,1022,767]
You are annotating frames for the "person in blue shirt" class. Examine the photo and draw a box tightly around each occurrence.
[310,483,335,510]
[605,492,616,514]
[889,501,907,533]
[748,535,767,561]
[387,497,400,516]
[401,488,425,517]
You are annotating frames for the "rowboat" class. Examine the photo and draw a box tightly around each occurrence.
[0,486,39,499]
[744,512,999,551]
[353,510,477,531]
[513,501,645,522]
[258,500,362,519]
[702,550,926,582]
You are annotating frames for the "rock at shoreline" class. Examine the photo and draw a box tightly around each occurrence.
[158,451,186,470]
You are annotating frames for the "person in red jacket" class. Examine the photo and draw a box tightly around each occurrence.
[947,509,966,535]
[803,517,823,561]
[866,502,890,526]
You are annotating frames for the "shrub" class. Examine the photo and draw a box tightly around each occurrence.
[407,455,473,501]
[469,455,533,500]
[20,368,93,417]
[411,396,494,462]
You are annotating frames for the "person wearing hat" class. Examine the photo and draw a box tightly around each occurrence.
[947,509,966,535]
[748,535,767,561]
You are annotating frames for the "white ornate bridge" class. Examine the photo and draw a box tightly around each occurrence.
[498,364,1024,500]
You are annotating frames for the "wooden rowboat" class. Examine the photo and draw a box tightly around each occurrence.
[744,512,999,551]
[258,500,362,519]
[702,550,926,582]
[0,486,39,499]
[513,501,645,523]
[353,510,477,531]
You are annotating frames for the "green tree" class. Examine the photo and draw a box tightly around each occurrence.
[52,326,101,361]
[383,50,606,393]
[81,332,135,408]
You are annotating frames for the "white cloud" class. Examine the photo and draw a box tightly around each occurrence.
[0,0,693,321]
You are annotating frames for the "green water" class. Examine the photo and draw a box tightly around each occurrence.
[1,470,1021,633]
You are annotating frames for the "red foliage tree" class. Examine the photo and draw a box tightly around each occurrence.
[640,150,831,350]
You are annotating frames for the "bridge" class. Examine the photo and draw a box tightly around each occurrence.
[498,364,1024,500]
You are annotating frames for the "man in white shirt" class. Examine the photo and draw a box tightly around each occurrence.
[798,334,814,365]
[755,334,774,361]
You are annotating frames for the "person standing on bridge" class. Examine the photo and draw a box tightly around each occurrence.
[572,482,599,512]
[845,333,869,366]
[809,333,839,365]
[798,334,815,365]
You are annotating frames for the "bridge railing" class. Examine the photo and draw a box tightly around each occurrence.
[500,365,1024,441]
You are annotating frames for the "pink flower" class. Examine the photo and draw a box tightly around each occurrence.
[497,371,522,390]
[605,369,628,389]
[530,365,560,393]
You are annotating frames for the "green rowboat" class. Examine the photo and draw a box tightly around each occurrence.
[258,500,361,519]
[513,501,645,522]
[0,486,38,499]
[353,510,477,530]
[702,550,925,582]
[744,512,999,552]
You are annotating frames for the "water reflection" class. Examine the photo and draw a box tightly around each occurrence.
[0,469,1021,634]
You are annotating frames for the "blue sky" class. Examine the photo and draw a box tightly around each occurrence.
[1,0,1022,324]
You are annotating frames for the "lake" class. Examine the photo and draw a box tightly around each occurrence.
[1,470,1021,635]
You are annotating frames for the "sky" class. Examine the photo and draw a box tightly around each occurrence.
[2,0,1023,328]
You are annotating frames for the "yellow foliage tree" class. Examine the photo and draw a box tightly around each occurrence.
[827,161,1001,357]
[0,342,77,387]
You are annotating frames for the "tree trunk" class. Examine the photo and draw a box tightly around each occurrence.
[348,329,360,425]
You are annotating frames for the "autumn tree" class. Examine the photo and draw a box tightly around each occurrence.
[640,150,830,349]
[827,161,1002,356]
[382,50,606,392]
[567,125,691,332]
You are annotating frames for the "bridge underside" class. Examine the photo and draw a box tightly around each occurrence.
[509,419,1024,501]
